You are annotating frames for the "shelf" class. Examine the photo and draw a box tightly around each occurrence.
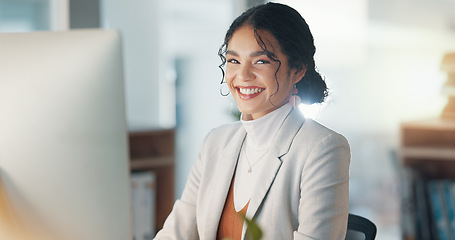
[130,156,174,171]
[129,128,174,159]
[401,118,455,161]
[128,129,175,235]
[400,118,455,174]
[400,147,455,161]
[400,118,455,130]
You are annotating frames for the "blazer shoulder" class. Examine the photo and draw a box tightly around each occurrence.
[297,118,349,146]
[204,121,243,146]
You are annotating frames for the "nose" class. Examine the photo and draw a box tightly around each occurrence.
[237,63,252,81]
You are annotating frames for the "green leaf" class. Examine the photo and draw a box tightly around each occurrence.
[240,214,263,240]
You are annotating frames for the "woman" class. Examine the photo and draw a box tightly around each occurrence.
[155,2,350,240]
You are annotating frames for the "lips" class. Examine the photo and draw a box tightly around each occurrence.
[236,86,265,100]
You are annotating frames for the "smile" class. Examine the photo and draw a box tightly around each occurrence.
[239,87,264,95]
[236,87,265,100]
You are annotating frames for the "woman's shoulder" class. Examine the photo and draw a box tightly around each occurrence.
[296,118,349,146]
[204,121,244,142]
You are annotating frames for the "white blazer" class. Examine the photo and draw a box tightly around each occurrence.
[155,109,350,240]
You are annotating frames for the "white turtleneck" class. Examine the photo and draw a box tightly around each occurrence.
[233,104,293,211]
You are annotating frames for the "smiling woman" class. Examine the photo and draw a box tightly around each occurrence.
[224,26,304,120]
[154,3,350,240]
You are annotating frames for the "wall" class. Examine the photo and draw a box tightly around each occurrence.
[0,0,51,31]
[101,0,161,130]
[159,0,235,196]
[100,0,236,195]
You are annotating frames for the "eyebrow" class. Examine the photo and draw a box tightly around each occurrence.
[226,50,275,58]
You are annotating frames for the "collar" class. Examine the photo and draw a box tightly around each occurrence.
[240,104,292,151]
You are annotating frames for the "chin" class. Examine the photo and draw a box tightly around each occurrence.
[236,106,254,115]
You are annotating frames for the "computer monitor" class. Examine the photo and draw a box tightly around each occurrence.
[0,29,132,240]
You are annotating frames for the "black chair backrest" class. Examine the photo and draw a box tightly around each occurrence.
[345,214,377,240]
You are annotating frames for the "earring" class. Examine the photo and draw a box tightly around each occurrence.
[220,81,230,96]
[289,85,301,108]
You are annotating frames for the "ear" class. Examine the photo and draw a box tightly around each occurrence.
[292,66,306,85]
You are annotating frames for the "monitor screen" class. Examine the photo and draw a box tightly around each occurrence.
[0,29,132,240]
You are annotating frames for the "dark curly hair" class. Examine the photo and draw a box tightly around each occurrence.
[218,2,328,104]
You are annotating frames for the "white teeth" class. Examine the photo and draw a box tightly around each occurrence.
[239,88,263,95]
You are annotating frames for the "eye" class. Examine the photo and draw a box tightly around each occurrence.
[256,59,270,64]
[227,59,239,64]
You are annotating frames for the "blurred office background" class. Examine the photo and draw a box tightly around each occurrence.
[1,0,455,239]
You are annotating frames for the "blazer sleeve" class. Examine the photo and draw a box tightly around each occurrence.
[154,132,211,240]
[294,133,350,240]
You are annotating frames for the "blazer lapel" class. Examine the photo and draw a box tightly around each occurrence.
[244,109,305,221]
[203,126,246,239]
[272,109,306,158]
[245,152,282,221]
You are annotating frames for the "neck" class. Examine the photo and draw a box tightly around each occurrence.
[241,104,293,150]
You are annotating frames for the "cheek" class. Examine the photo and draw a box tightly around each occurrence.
[224,67,235,84]
[225,69,242,93]
[263,73,282,93]
[274,76,294,97]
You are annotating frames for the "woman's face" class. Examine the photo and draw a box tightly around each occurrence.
[225,25,304,120]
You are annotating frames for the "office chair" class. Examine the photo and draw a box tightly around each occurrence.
[345,213,377,240]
